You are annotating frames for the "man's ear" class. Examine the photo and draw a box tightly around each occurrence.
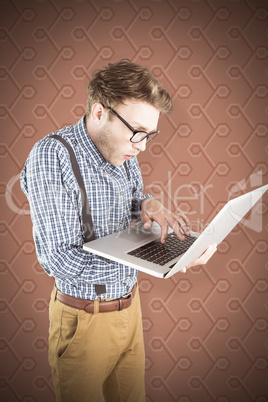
[91,103,106,124]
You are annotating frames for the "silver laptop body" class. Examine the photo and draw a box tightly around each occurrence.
[83,184,267,278]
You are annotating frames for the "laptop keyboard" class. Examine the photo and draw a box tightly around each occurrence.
[127,233,197,266]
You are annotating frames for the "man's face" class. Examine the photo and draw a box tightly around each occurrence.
[92,100,160,166]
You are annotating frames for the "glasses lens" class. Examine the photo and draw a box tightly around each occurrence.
[147,131,159,142]
[131,132,148,143]
[131,131,159,143]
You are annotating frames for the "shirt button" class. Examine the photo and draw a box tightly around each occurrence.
[103,169,107,173]
[120,191,123,196]
[119,220,123,224]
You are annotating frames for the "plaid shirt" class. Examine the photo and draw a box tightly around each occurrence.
[20,116,152,299]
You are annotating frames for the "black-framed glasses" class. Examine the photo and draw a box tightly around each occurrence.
[107,106,159,143]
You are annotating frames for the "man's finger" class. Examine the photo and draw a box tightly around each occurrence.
[160,220,169,243]
[184,243,218,271]
[202,243,217,262]
[141,211,153,229]
[174,211,191,226]
[166,216,190,240]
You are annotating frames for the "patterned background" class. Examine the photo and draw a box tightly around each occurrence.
[0,0,267,401]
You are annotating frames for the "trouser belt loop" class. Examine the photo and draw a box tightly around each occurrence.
[94,299,99,315]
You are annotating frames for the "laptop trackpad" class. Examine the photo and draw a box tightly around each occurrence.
[117,223,161,243]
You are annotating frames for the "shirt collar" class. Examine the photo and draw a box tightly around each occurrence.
[74,115,106,166]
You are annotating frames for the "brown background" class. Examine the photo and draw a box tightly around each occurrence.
[0,0,267,401]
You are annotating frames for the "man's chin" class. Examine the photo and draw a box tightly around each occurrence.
[108,155,133,166]
[109,159,125,166]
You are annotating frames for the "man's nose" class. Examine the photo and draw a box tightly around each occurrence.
[132,139,147,152]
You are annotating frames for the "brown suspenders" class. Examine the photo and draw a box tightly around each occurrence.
[50,134,129,295]
[50,134,96,242]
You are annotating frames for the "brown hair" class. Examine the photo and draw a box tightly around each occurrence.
[86,59,173,117]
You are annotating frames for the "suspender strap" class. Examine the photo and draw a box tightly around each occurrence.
[50,134,95,242]
[50,134,130,297]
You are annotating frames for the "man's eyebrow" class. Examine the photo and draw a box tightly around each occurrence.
[131,121,157,132]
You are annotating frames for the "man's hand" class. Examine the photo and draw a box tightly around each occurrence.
[140,198,191,243]
[181,243,217,273]
[140,198,217,272]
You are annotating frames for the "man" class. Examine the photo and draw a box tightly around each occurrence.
[21,60,216,402]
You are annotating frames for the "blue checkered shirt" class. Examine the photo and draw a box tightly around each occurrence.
[20,116,152,299]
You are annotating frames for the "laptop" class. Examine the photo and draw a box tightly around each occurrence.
[83,184,268,278]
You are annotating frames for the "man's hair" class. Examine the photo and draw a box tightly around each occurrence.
[86,59,173,117]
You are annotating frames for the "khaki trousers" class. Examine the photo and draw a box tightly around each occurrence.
[48,285,146,402]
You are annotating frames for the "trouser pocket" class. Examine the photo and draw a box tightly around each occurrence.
[48,290,81,364]
[57,306,79,360]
